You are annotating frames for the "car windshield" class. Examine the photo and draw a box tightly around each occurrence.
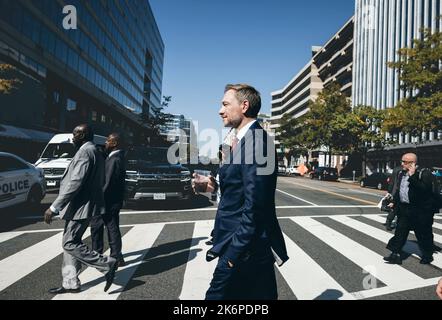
[126,147,168,163]
[41,143,76,159]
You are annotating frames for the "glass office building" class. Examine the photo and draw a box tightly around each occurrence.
[353,0,442,169]
[0,0,164,145]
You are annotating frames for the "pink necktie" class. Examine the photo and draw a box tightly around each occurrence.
[231,136,239,151]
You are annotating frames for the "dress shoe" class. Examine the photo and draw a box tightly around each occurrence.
[205,239,214,246]
[48,287,81,294]
[420,256,434,265]
[383,253,402,265]
[433,245,442,252]
[104,259,118,292]
[117,258,126,268]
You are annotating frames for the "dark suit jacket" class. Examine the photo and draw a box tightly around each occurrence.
[104,150,126,212]
[392,167,435,213]
[209,121,289,266]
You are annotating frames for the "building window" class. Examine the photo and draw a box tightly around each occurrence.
[91,111,97,122]
[66,98,77,112]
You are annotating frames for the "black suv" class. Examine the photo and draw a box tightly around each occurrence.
[310,167,339,181]
[124,147,193,203]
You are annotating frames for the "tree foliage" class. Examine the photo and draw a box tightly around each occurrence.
[384,28,442,139]
[0,64,21,94]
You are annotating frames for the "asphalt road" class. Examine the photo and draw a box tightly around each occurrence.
[0,175,441,300]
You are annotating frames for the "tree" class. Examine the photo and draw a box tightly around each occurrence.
[139,95,174,146]
[0,64,21,95]
[277,113,311,165]
[331,105,385,177]
[304,82,352,166]
[385,27,442,140]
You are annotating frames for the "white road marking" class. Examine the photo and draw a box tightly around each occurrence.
[53,224,164,300]
[179,220,216,300]
[276,189,319,206]
[0,230,90,292]
[291,217,423,287]
[279,233,355,300]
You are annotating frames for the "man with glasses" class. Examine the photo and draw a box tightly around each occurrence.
[384,153,436,265]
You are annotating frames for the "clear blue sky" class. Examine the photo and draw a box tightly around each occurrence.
[149,0,355,141]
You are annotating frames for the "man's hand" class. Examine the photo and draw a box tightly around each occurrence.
[387,203,394,209]
[437,278,442,300]
[408,163,417,176]
[44,208,55,225]
[227,260,234,268]
[192,174,217,193]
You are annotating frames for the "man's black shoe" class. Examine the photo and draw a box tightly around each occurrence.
[117,258,126,268]
[48,287,81,294]
[104,259,118,292]
[383,253,402,265]
[205,239,214,246]
[433,245,442,252]
[420,256,434,265]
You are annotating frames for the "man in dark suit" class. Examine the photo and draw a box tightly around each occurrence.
[384,153,436,265]
[91,133,126,267]
[44,124,117,294]
[200,84,288,300]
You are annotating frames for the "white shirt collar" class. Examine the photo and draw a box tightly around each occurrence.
[236,120,257,141]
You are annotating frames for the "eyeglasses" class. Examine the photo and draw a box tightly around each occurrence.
[401,160,415,165]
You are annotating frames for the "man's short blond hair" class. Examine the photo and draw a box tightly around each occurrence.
[225,84,261,118]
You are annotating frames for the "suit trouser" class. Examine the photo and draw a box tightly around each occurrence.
[90,209,123,260]
[205,251,277,300]
[386,203,434,258]
[62,219,115,289]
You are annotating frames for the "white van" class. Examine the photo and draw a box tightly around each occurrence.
[35,134,106,189]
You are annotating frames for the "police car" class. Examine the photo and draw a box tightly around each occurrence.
[0,152,46,210]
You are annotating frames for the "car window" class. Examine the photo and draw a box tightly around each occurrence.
[41,143,76,159]
[0,155,29,172]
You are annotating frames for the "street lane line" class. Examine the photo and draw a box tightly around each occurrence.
[351,277,440,299]
[283,181,378,205]
[0,230,90,292]
[291,217,423,287]
[279,233,355,300]
[179,220,216,300]
[0,232,23,244]
[276,189,319,206]
[53,224,164,300]
[328,216,442,268]
[364,215,442,245]
[276,205,377,209]
[120,208,219,215]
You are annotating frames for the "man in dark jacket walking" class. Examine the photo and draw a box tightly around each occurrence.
[91,133,126,267]
[384,153,436,265]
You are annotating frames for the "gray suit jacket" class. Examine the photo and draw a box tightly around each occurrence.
[52,141,106,221]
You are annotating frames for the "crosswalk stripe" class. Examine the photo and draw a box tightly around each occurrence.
[279,233,355,300]
[0,232,23,244]
[336,215,442,270]
[179,221,216,300]
[53,224,164,300]
[432,222,442,231]
[364,215,442,244]
[291,217,423,287]
[0,229,89,292]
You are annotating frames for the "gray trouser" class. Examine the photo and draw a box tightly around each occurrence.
[62,219,115,289]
